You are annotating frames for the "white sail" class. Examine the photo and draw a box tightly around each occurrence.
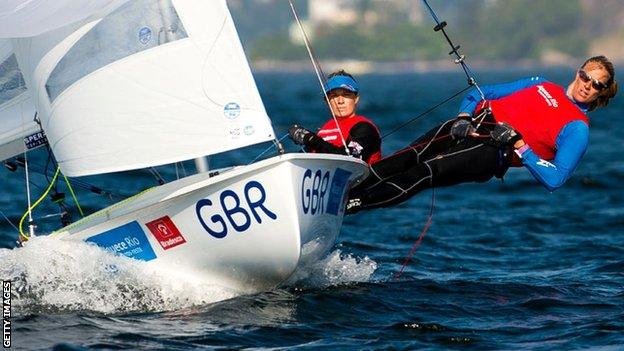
[0,40,40,161]
[9,0,275,177]
[0,0,130,38]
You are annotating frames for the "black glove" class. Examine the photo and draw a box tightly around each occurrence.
[450,119,476,139]
[490,122,522,146]
[288,124,316,146]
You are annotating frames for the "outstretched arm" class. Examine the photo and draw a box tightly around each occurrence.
[458,76,548,115]
[517,121,589,191]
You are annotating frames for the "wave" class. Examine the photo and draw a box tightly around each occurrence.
[0,236,377,315]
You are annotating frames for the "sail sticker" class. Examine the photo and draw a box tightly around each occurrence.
[326,168,352,216]
[145,216,187,250]
[244,125,255,136]
[229,129,241,138]
[224,102,241,119]
[138,26,153,45]
[23,131,48,150]
[86,221,157,261]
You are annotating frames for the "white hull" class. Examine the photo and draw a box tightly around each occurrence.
[52,154,368,292]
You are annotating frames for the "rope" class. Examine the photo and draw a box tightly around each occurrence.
[0,209,19,233]
[287,0,350,155]
[249,134,289,165]
[62,174,84,217]
[382,86,471,140]
[7,159,123,200]
[393,187,435,282]
[383,1,490,278]
[18,166,61,241]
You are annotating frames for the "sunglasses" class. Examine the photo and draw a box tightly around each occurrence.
[578,69,608,91]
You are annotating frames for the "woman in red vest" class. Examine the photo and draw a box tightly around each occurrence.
[346,56,617,214]
[288,70,382,164]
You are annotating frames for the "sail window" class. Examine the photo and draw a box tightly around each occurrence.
[45,0,188,103]
[0,55,27,106]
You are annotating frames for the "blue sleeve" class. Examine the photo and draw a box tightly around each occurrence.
[520,121,589,192]
[458,76,548,115]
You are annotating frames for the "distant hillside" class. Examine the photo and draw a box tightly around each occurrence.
[229,0,624,64]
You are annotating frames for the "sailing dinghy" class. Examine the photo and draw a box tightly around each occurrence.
[0,0,368,292]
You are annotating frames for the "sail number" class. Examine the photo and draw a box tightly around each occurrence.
[195,180,277,239]
[301,169,331,215]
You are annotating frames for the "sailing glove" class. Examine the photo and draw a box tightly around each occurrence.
[288,125,316,146]
[490,122,522,146]
[450,119,476,139]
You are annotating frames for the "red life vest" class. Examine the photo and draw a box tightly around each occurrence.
[317,115,381,164]
[484,82,589,166]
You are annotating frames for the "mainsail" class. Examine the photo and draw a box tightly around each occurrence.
[0,39,39,161]
[2,0,275,177]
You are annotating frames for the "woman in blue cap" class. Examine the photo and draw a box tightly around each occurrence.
[288,70,382,164]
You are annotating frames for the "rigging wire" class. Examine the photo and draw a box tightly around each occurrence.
[421,0,486,101]
[148,167,166,185]
[287,0,350,155]
[391,0,488,279]
[62,174,84,217]
[23,143,35,238]
[6,159,123,200]
[0,209,19,233]
[382,85,471,140]
[249,134,289,165]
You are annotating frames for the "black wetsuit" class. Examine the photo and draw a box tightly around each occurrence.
[347,114,511,213]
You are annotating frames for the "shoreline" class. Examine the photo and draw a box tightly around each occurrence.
[250,58,622,74]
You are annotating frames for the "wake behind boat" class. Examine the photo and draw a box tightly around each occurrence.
[0,0,368,293]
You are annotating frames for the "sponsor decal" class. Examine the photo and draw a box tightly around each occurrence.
[145,216,187,250]
[23,131,48,150]
[2,280,10,348]
[86,221,157,261]
[536,159,556,169]
[229,127,241,138]
[326,168,352,215]
[536,85,558,107]
[196,180,277,239]
[347,141,364,157]
[138,26,153,45]
[243,125,255,136]
[224,102,241,119]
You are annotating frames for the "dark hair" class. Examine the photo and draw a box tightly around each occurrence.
[327,69,356,81]
[582,55,617,112]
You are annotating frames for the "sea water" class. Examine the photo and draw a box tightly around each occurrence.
[0,68,623,350]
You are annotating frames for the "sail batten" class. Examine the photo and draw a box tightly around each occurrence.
[6,0,275,177]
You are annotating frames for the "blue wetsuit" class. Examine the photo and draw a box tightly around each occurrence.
[458,77,590,191]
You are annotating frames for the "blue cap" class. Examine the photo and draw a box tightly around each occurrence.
[324,75,359,94]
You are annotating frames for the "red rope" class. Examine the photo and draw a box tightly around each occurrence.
[393,187,435,282]
[387,121,496,281]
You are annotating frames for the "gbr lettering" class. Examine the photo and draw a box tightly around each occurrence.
[195,180,277,238]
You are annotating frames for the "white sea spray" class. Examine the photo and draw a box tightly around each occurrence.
[286,249,377,288]
[0,236,236,314]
